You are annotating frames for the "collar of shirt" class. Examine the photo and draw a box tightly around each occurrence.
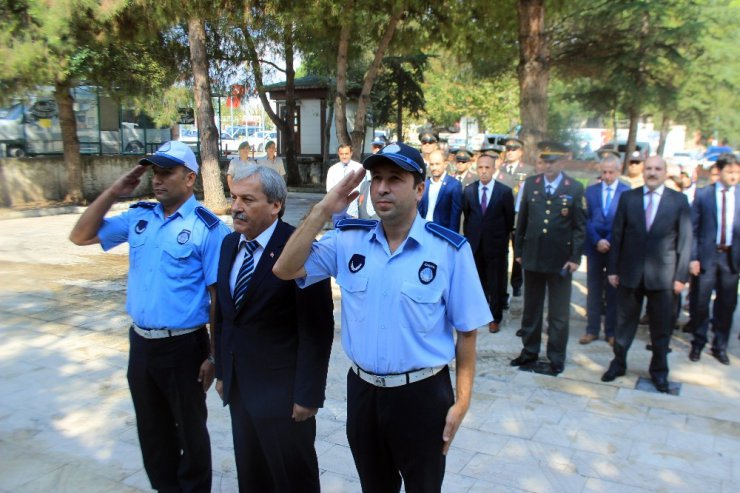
[479,180,494,192]
[239,218,279,256]
[370,213,425,256]
[601,181,616,193]
[716,182,735,195]
[544,173,564,191]
[430,172,447,185]
[155,194,198,221]
[643,184,665,197]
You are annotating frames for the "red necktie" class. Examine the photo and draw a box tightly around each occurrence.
[481,186,488,215]
[720,188,728,246]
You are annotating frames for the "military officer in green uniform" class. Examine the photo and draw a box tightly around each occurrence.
[511,142,586,376]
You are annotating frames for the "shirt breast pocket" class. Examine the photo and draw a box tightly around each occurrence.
[400,281,443,332]
[337,273,369,322]
[162,244,198,280]
[128,234,147,268]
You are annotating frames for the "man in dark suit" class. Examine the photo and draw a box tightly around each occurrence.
[463,154,515,334]
[689,154,739,365]
[603,156,692,393]
[581,155,630,346]
[511,142,586,376]
[215,165,334,492]
[418,149,463,230]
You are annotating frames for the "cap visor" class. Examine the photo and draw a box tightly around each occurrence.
[539,155,563,162]
[139,154,185,168]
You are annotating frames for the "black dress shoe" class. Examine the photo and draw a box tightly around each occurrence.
[652,378,670,393]
[601,367,625,382]
[510,354,537,367]
[711,349,730,365]
[515,328,524,337]
[512,288,522,297]
[533,362,563,376]
[689,346,701,362]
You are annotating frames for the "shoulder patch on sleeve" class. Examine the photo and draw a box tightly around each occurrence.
[129,201,157,209]
[194,206,220,230]
[425,222,467,249]
[336,218,378,230]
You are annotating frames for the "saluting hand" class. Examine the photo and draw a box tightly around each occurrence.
[316,168,366,218]
[110,165,148,197]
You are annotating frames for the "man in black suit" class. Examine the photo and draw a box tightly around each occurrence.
[214,165,334,492]
[689,154,739,365]
[603,156,692,393]
[511,142,586,376]
[462,154,515,334]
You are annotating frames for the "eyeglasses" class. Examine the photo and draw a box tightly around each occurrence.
[505,145,522,151]
[421,140,435,144]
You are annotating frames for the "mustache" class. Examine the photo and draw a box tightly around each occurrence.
[232,212,248,221]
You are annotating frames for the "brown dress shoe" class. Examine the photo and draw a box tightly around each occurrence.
[488,321,500,333]
[579,333,597,345]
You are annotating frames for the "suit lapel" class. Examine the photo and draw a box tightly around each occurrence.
[237,221,287,311]
[219,233,240,314]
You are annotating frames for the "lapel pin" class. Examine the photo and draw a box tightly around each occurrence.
[270,252,275,258]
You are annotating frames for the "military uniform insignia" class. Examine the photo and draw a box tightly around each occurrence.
[135,220,148,234]
[349,254,366,273]
[177,229,191,244]
[418,261,437,284]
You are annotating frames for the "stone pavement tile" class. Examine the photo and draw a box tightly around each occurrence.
[478,398,561,440]
[570,449,722,492]
[449,426,509,457]
[561,409,671,445]
[665,428,716,454]
[497,436,575,467]
[461,451,587,493]
[319,470,362,493]
[585,395,650,419]
[14,462,145,493]
[615,387,740,423]
[0,441,67,491]
[467,479,531,492]
[441,470,477,492]
[30,321,80,337]
[511,371,620,401]
[723,481,740,493]
[532,423,633,458]
[582,477,651,493]
[445,446,477,474]
[317,444,358,481]
[643,407,689,431]
[628,440,731,480]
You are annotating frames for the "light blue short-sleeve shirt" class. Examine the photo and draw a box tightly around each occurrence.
[98,195,230,329]
[298,214,491,374]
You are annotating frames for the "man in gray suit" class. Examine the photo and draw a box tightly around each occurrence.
[602,156,692,393]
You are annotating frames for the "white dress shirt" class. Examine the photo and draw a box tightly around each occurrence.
[716,182,735,246]
[643,184,665,228]
[602,181,615,212]
[229,219,278,295]
[425,173,446,221]
[478,179,495,204]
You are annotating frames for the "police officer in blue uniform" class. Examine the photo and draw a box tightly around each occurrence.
[273,143,491,493]
[70,141,230,493]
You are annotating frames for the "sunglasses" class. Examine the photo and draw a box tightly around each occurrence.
[421,140,436,144]
[505,145,522,151]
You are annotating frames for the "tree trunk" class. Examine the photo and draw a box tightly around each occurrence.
[188,17,227,213]
[323,101,334,181]
[55,80,84,204]
[334,2,353,149]
[396,76,403,142]
[244,21,300,186]
[517,0,549,166]
[349,6,404,160]
[624,106,640,168]
[656,113,670,157]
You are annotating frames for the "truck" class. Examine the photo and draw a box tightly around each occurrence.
[0,86,171,157]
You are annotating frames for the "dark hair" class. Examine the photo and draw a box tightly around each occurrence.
[338,143,352,152]
[716,153,737,170]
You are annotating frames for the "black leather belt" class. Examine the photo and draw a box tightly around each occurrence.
[717,245,731,253]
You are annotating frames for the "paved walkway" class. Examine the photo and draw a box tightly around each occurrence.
[0,193,738,492]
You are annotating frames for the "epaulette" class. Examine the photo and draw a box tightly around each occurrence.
[194,206,220,229]
[425,222,467,250]
[129,201,157,209]
[336,218,378,230]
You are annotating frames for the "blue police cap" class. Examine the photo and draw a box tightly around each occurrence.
[363,142,426,176]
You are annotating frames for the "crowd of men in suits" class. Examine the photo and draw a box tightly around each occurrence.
[414,131,738,394]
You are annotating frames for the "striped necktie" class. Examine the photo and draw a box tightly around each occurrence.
[234,239,260,310]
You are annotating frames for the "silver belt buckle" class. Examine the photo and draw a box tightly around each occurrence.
[374,376,385,387]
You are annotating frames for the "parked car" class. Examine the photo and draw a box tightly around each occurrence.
[468,133,509,152]
[247,130,277,152]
